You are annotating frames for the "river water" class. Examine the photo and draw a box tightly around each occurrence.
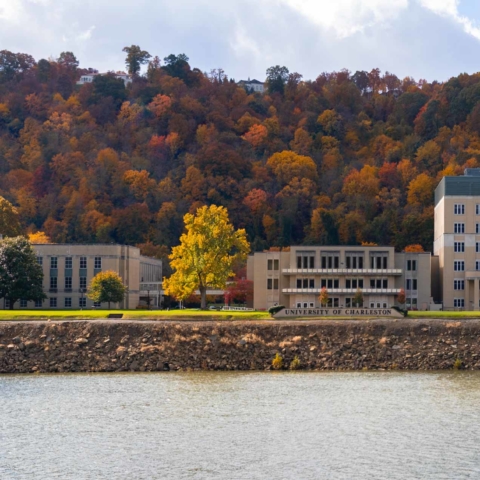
[1,371,480,479]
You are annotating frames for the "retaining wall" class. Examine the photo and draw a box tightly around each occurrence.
[0,319,479,374]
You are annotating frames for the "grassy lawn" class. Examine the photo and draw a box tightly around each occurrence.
[0,309,271,320]
[408,311,480,318]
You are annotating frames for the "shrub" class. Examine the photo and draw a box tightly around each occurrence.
[268,305,285,317]
[454,358,463,370]
[272,353,283,370]
[290,356,301,370]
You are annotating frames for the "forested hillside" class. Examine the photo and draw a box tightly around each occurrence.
[1,48,479,255]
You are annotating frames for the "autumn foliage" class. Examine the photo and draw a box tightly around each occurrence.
[0,50,478,254]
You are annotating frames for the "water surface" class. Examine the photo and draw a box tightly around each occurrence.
[1,371,479,479]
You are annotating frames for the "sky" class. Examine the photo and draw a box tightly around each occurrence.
[1,0,480,82]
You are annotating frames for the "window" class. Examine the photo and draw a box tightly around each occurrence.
[79,298,86,308]
[454,280,465,290]
[80,276,87,290]
[65,277,72,290]
[273,279,279,290]
[454,204,465,215]
[477,204,480,215]
[296,252,315,269]
[454,223,465,234]
[454,261,465,271]
[268,259,280,271]
[49,297,57,308]
[50,257,57,269]
[370,254,388,269]
[65,257,72,269]
[50,277,57,290]
[5,299,10,308]
[64,298,72,308]
[383,279,388,289]
[412,279,417,291]
[321,254,339,269]
[407,279,418,291]
[477,261,480,271]
[477,224,480,234]
[346,254,364,269]
[477,243,480,253]
[407,260,417,271]
[93,301,101,308]
[37,256,43,266]
[267,279,273,290]
[34,299,42,308]
[20,299,27,308]
[454,298,465,308]
[406,279,411,290]
[80,257,87,269]
[454,242,465,253]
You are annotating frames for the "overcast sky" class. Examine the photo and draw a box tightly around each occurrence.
[1,0,480,82]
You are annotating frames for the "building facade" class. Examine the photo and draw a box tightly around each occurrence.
[434,169,480,310]
[237,79,265,93]
[77,72,132,86]
[247,246,432,311]
[1,244,162,310]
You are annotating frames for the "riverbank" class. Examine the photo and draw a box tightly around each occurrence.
[0,318,479,373]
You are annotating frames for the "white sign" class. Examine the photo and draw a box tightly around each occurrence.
[274,307,403,318]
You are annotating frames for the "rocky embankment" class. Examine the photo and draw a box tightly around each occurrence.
[0,319,479,374]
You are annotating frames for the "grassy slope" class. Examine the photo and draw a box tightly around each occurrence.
[0,310,479,321]
[0,309,271,320]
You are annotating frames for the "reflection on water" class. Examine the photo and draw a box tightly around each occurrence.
[1,371,480,479]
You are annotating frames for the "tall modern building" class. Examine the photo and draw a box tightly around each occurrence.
[247,246,432,311]
[434,169,480,310]
[1,244,162,310]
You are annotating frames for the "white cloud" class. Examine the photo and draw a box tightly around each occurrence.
[276,0,409,38]
[418,0,480,40]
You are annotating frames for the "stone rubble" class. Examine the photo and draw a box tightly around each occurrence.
[0,319,479,374]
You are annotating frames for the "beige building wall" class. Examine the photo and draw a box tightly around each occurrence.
[1,244,162,310]
[248,246,431,311]
[435,194,480,310]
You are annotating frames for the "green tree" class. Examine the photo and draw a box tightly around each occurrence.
[0,196,22,237]
[0,237,46,309]
[87,270,127,309]
[353,288,364,307]
[57,51,79,71]
[163,205,250,309]
[266,65,289,95]
[122,45,151,75]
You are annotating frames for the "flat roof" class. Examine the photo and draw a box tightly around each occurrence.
[435,176,480,205]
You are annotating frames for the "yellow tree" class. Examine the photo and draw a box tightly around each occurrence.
[163,205,250,309]
[28,232,51,244]
[0,196,22,237]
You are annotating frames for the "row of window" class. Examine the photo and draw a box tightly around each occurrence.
[454,204,480,215]
[295,253,390,270]
[454,242,480,253]
[294,300,390,308]
[49,276,87,290]
[453,223,480,234]
[280,278,413,290]
[6,298,101,308]
[453,261,480,271]
[37,256,102,269]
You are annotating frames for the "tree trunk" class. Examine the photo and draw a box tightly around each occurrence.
[108,301,111,309]
[9,299,14,310]
[200,286,207,310]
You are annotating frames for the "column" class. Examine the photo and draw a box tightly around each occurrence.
[465,279,470,311]
[475,279,479,312]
